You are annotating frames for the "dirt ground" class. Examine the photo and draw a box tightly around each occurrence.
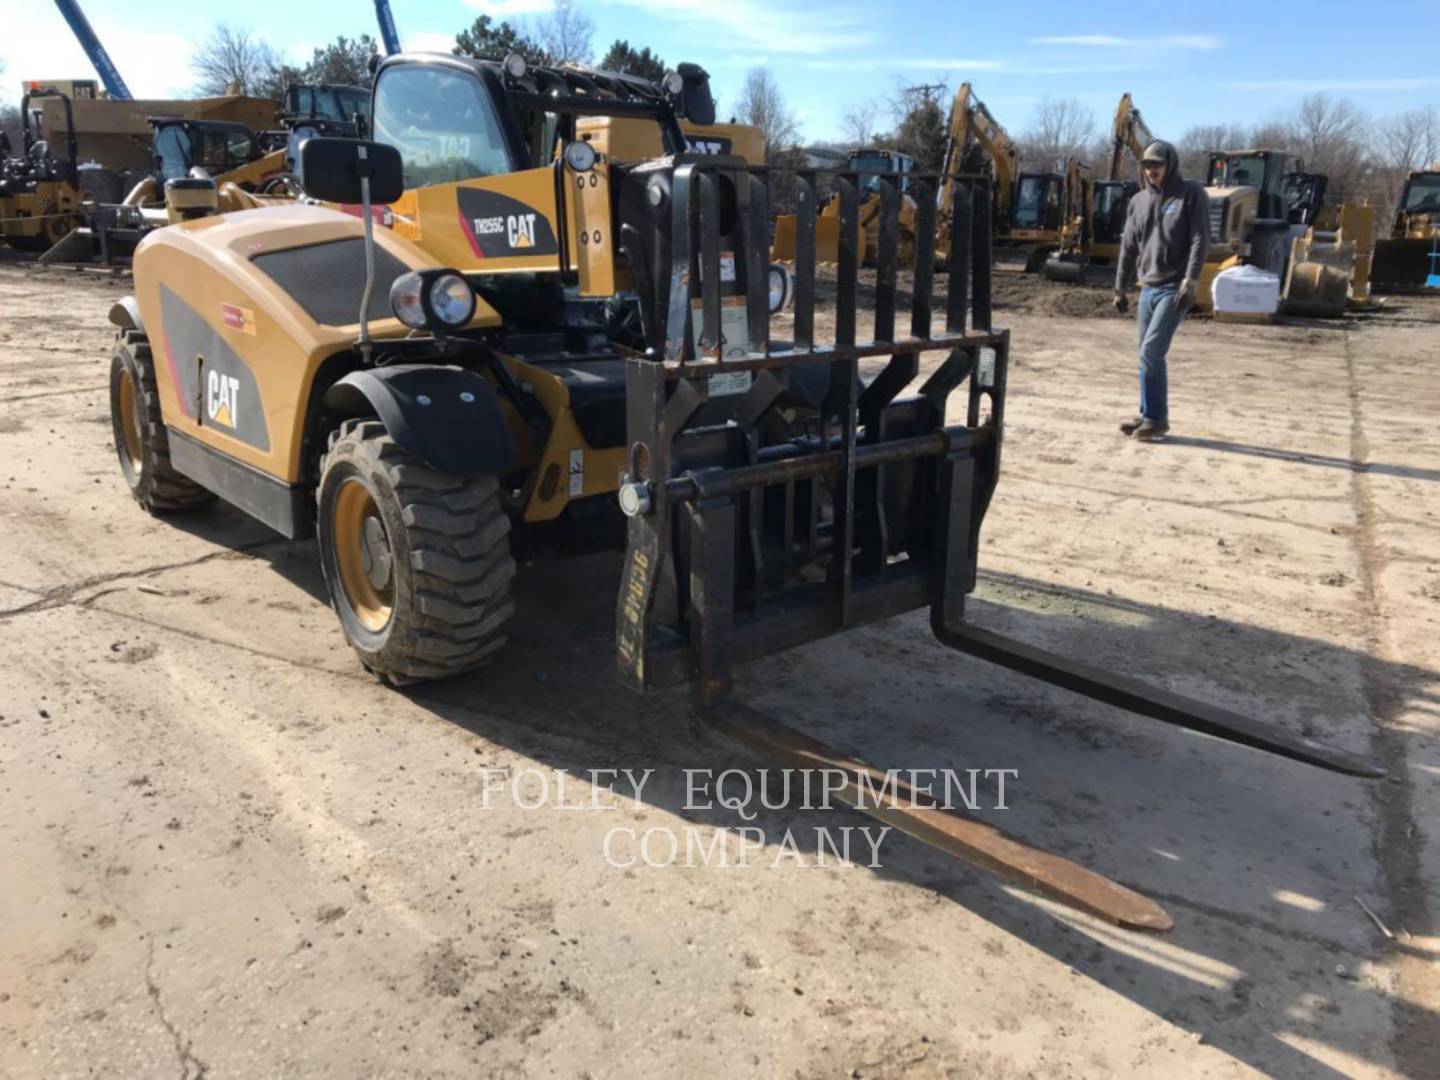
[1,253,1438,1078]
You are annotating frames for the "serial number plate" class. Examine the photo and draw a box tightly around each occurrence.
[708,370,754,397]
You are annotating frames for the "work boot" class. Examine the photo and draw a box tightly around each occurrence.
[1134,419,1170,442]
[1119,415,1145,435]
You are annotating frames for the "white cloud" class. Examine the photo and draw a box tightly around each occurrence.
[463,0,555,13]
[603,0,871,55]
[1225,77,1440,92]
[1032,34,1221,50]
[0,13,195,101]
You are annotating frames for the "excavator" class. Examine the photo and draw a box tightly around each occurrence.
[1043,92,1152,281]
[938,82,1078,273]
[1371,167,1440,291]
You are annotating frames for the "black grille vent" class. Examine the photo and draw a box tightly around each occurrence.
[252,237,410,327]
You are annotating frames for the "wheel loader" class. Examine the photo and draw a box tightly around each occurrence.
[1371,168,1440,291]
[1197,149,1373,317]
[105,50,1381,932]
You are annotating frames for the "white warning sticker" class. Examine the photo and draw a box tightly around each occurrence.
[569,448,584,496]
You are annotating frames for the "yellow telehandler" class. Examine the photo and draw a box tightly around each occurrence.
[102,50,1381,932]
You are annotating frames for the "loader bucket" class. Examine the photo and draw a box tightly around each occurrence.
[1371,237,1440,293]
[771,213,857,266]
[1282,233,1355,317]
[770,213,798,262]
[1041,254,1085,283]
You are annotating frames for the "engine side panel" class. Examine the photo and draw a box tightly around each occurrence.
[132,203,501,483]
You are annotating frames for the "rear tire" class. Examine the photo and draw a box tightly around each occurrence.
[317,420,515,683]
[109,333,215,513]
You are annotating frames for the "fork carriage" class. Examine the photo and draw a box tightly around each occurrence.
[617,161,1007,705]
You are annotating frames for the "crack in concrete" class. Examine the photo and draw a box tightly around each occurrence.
[0,384,107,402]
[144,938,210,1080]
[0,538,282,621]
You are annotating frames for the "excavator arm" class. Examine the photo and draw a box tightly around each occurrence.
[1108,92,1154,183]
[941,83,1018,217]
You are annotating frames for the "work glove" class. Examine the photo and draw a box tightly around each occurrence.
[1178,278,1198,312]
[1113,290,1129,315]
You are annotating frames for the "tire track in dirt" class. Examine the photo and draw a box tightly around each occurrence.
[1343,331,1440,1074]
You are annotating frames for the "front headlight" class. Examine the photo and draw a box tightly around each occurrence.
[389,269,476,332]
[767,263,793,314]
[429,273,475,326]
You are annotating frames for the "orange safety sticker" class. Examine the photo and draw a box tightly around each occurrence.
[220,303,257,335]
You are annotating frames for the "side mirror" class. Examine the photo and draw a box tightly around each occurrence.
[297,137,403,204]
[674,63,716,127]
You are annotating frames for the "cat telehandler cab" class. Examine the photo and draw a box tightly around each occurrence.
[107,53,1381,933]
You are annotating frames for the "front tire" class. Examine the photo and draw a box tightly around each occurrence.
[109,333,215,513]
[317,420,515,683]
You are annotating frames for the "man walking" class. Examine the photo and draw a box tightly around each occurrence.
[1113,140,1210,441]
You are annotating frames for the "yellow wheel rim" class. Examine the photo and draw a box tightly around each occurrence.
[332,479,395,632]
[117,367,144,473]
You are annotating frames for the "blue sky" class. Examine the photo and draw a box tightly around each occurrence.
[6,0,1439,144]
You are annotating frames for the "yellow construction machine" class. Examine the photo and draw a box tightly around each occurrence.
[939,82,1077,273]
[1371,168,1440,292]
[102,49,1383,932]
[771,147,919,266]
[1043,92,1152,281]
[1196,149,1374,317]
[0,89,85,251]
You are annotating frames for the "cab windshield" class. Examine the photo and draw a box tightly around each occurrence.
[1403,174,1440,212]
[850,152,901,194]
[1209,155,1268,190]
[1012,175,1058,229]
[291,86,371,125]
[153,124,256,181]
[373,64,514,189]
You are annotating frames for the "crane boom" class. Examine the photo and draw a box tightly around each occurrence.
[374,0,402,56]
[51,0,132,100]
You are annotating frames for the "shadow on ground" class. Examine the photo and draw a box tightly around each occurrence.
[221,534,1434,1079]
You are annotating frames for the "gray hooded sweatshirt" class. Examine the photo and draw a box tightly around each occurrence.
[1115,140,1210,290]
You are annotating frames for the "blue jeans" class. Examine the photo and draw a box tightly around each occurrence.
[1136,285,1183,425]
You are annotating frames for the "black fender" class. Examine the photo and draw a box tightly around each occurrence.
[323,364,515,476]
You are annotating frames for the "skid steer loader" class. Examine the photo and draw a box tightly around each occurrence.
[105,51,1381,932]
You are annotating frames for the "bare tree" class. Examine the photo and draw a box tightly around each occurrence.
[840,97,883,149]
[735,67,800,161]
[536,0,595,66]
[1021,97,1096,169]
[1176,122,1248,178]
[1284,94,1371,199]
[191,24,282,97]
[1378,106,1440,172]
